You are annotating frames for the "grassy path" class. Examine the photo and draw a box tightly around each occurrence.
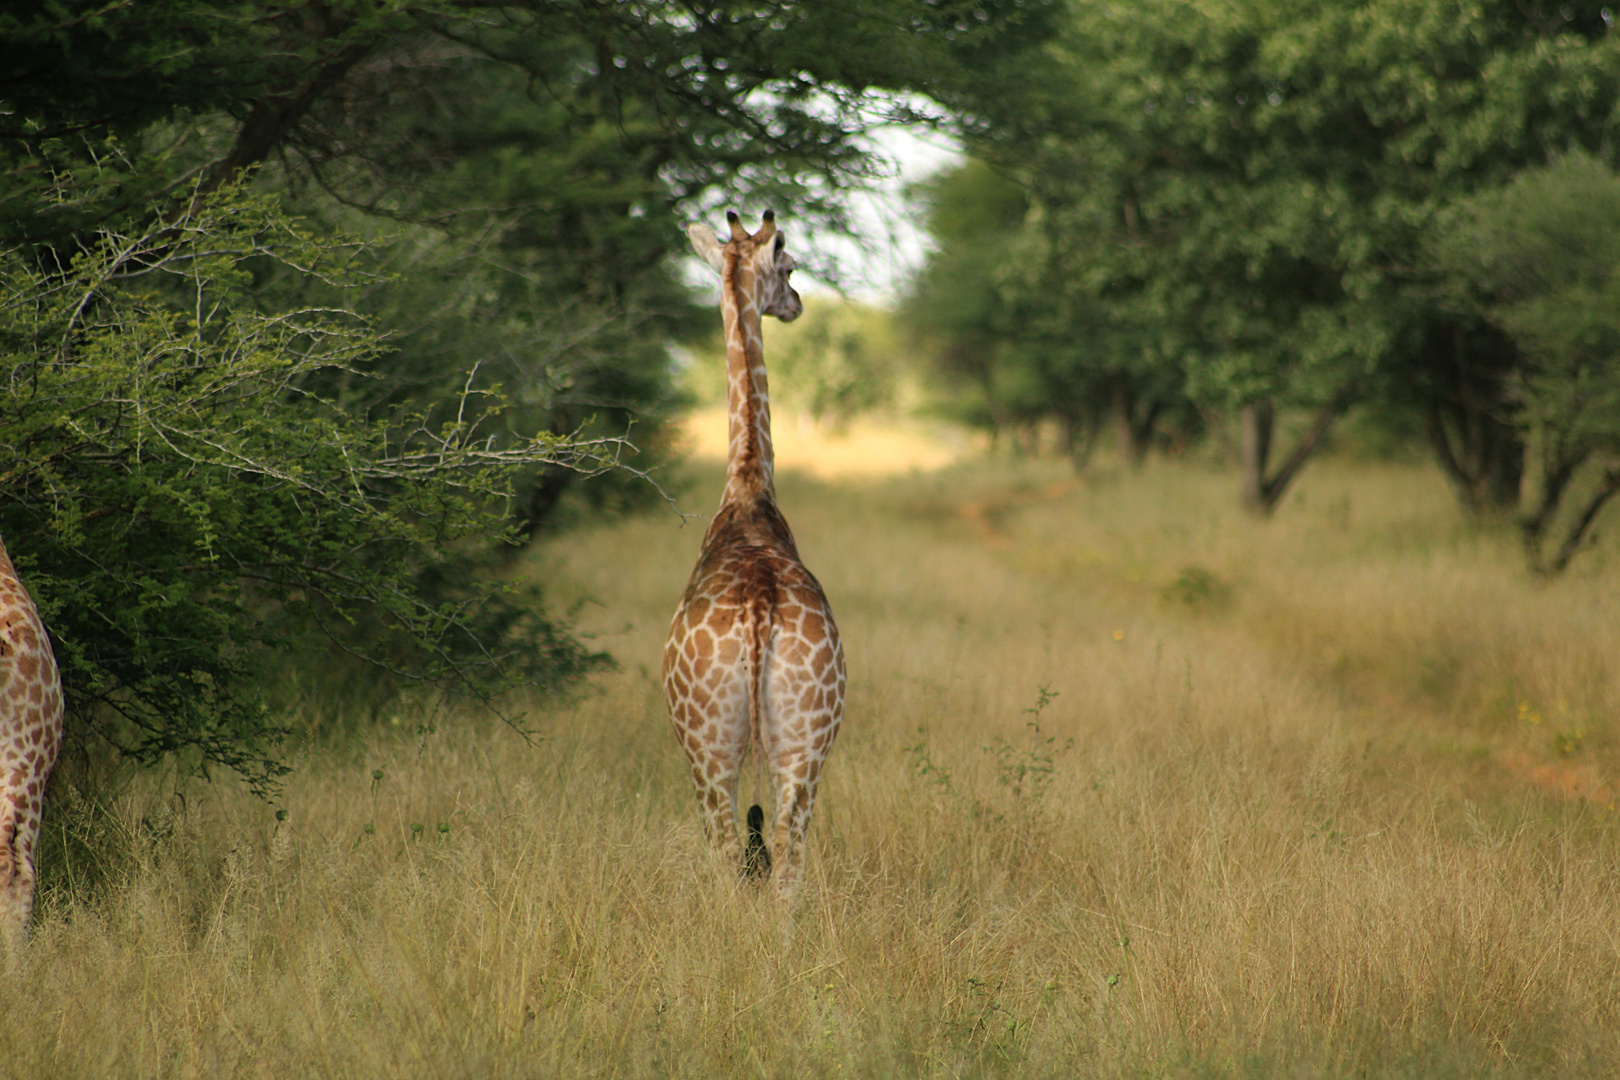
[5,457,1618,1078]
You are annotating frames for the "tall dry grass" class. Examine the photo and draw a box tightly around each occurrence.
[6,456,1620,1078]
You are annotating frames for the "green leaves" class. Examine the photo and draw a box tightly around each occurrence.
[923,0,1620,507]
[1435,153,1620,570]
[0,188,618,791]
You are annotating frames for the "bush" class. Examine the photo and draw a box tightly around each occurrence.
[0,188,626,792]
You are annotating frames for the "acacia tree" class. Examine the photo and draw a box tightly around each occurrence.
[4,0,1053,539]
[0,0,1057,780]
[904,161,1034,440]
[770,298,900,428]
[901,159,1182,466]
[1,0,1048,244]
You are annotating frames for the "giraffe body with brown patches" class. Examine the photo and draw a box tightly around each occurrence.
[0,536,62,948]
[665,210,845,901]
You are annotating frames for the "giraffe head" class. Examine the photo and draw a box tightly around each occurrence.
[687,210,803,322]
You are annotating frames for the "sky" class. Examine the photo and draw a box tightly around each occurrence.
[797,122,964,305]
[681,121,963,310]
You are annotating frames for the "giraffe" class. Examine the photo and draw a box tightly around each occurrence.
[0,534,62,950]
[664,210,846,901]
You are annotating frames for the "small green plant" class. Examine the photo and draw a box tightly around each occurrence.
[1160,565,1230,610]
[1552,727,1587,758]
[1518,700,1587,757]
[1310,817,1346,847]
[986,685,1072,805]
[954,974,1025,1062]
[905,727,956,793]
[357,768,387,846]
[909,687,1075,840]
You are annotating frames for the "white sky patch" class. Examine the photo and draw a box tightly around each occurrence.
[796,123,963,306]
[679,122,962,312]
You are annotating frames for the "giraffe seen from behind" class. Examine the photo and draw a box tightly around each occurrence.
[664,210,846,901]
[0,535,62,951]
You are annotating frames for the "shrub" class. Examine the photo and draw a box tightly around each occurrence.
[0,188,627,792]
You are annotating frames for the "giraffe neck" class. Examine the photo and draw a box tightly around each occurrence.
[719,247,775,505]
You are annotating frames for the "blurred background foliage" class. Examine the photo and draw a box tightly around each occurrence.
[770,298,902,428]
[903,0,1620,520]
[4,0,1620,784]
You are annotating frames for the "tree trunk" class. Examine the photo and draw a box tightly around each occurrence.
[1114,383,1145,468]
[173,10,375,220]
[1526,463,1620,575]
[1240,397,1343,514]
[1239,400,1275,511]
[1061,411,1101,473]
[501,464,575,561]
[972,360,1008,448]
[1425,400,1524,514]
[1519,443,1581,558]
[1518,427,1620,574]
[1419,320,1524,513]
[1113,380,1167,468]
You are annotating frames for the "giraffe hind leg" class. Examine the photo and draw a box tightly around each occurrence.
[767,760,821,901]
[0,797,34,953]
[687,750,745,870]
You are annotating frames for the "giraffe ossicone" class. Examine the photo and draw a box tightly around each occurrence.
[664,210,844,901]
[0,535,63,952]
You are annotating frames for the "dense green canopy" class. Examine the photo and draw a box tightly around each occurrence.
[908,0,1620,515]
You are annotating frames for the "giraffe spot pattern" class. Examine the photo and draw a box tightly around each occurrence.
[0,540,63,944]
[667,216,836,898]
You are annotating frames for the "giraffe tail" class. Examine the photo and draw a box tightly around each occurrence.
[744,582,774,879]
[744,803,772,879]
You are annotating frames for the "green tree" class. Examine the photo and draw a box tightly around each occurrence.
[957,0,1620,511]
[0,0,1059,779]
[1,0,1051,245]
[0,190,622,791]
[904,159,1194,467]
[1436,154,1620,572]
[3,0,1053,539]
[903,162,1030,440]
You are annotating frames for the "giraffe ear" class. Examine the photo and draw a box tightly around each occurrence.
[686,224,726,275]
